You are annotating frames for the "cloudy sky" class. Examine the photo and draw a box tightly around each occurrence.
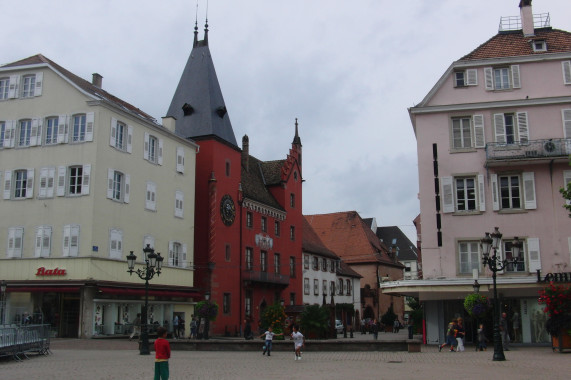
[4,0,571,244]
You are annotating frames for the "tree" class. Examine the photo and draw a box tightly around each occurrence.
[300,305,330,338]
[560,181,571,217]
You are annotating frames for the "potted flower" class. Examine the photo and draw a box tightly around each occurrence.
[538,282,571,352]
[463,293,491,319]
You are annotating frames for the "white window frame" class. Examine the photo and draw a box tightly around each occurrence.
[168,241,187,268]
[7,227,24,258]
[0,77,9,100]
[491,172,536,211]
[35,225,52,258]
[62,224,80,257]
[458,241,480,274]
[107,169,130,203]
[322,280,327,295]
[493,112,529,144]
[38,167,56,198]
[484,65,520,90]
[7,74,19,99]
[18,119,32,147]
[562,61,571,85]
[532,40,547,52]
[21,74,36,98]
[6,169,34,200]
[110,118,132,152]
[454,69,477,87]
[145,181,157,211]
[144,133,163,165]
[504,239,527,273]
[441,175,485,213]
[0,121,5,148]
[44,116,59,145]
[109,228,123,259]
[56,164,90,197]
[176,147,185,173]
[304,278,310,295]
[175,190,184,218]
[313,279,319,296]
[346,279,351,295]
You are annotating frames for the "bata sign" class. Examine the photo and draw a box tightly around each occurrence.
[36,267,67,276]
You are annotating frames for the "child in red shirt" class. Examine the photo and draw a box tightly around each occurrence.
[154,326,171,380]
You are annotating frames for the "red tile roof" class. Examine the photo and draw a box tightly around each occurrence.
[460,28,571,61]
[302,217,339,259]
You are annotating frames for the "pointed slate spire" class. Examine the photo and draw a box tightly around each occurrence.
[193,21,199,48]
[292,118,302,146]
[166,23,237,147]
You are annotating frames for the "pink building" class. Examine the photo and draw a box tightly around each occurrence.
[385,1,571,345]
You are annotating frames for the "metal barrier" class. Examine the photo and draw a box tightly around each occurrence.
[0,324,51,361]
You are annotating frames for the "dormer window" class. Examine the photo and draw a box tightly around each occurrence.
[454,69,477,87]
[531,40,546,52]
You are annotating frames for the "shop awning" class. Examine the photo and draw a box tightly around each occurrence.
[7,286,81,293]
[97,286,200,298]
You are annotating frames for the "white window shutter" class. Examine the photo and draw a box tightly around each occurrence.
[466,69,478,86]
[62,225,71,257]
[107,168,114,199]
[38,167,48,198]
[46,167,55,198]
[473,114,485,148]
[516,112,529,143]
[478,174,486,212]
[175,190,184,218]
[158,139,163,165]
[3,170,12,199]
[57,115,68,143]
[441,176,454,213]
[491,173,499,211]
[182,243,187,267]
[562,109,571,139]
[26,168,34,198]
[126,125,133,153]
[30,118,40,146]
[146,181,156,210]
[57,166,66,196]
[34,72,43,96]
[144,132,150,160]
[176,147,185,173]
[526,237,541,273]
[522,171,537,209]
[8,227,23,258]
[124,174,130,203]
[168,241,174,266]
[484,68,493,90]
[82,164,91,195]
[563,61,571,85]
[70,225,80,257]
[8,75,19,98]
[564,171,571,205]
[110,118,117,147]
[511,65,521,88]
[494,113,506,144]
[35,226,43,257]
[85,112,94,142]
[4,120,15,148]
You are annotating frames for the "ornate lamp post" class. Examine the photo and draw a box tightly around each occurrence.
[1,280,7,325]
[480,227,522,361]
[473,280,480,294]
[126,244,164,355]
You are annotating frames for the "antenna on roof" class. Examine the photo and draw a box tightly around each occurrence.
[204,0,209,45]
[193,0,199,47]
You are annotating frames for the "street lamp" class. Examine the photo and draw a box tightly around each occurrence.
[127,244,164,355]
[204,291,211,340]
[473,280,480,294]
[1,280,7,325]
[480,227,522,361]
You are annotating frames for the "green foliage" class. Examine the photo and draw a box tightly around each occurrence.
[195,300,219,321]
[261,302,287,339]
[560,181,571,217]
[380,305,397,326]
[463,293,491,319]
[406,297,423,333]
[300,305,330,338]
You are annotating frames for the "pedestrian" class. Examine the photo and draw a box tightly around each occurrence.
[438,318,458,352]
[500,312,510,351]
[512,312,520,343]
[244,319,253,340]
[130,313,141,341]
[477,323,487,351]
[172,315,179,339]
[455,317,465,351]
[190,316,197,339]
[372,319,379,340]
[154,326,170,380]
[393,318,401,333]
[291,324,305,360]
[259,326,283,357]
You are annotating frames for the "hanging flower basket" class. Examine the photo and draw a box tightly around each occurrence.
[463,293,491,319]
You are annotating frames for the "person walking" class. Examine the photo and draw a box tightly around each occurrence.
[154,326,171,380]
[477,323,487,351]
[260,326,283,357]
[512,312,520,343]
[291,324,305,360]
[190,316,197,339]
[129,313,141,341]
[372,319,379,340]
[439,318,458,352]
[455,317,465,351]
[172,315,179,339]
[500,312,510,351]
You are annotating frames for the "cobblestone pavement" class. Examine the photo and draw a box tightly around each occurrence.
[1,337,569,380]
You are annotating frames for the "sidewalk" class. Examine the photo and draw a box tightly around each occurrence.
[1,336,568,380]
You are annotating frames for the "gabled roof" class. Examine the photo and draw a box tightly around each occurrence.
[166,31,237,146]
[302,216,339,260]
[375,226,418,262]
[460,28,571,61]
[241,155,284,211]
[305,211,401,267]
[338,261,363,279]
[1,54,157,124]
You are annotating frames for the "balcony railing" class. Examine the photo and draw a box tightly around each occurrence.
[242,270,290,286]
[498,13,550,32]
[486,138,571,165]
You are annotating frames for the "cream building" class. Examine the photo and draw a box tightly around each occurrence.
[0,55,199,338]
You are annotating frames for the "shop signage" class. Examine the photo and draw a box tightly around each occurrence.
[537,269,570,283]
[36,267,67,276]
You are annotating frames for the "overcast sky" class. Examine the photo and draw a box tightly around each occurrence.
[4,0,571,245]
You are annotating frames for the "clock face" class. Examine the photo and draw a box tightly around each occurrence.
[220,194,236,226]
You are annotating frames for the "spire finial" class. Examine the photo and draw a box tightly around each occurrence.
[292,118,302,146]
[193,1,199,47]
[204,0,209,45]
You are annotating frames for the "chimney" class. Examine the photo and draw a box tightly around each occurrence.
[92,73,103,88]
[161,116,177,133]
[242,135,249,172]
[519,0,534,36]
